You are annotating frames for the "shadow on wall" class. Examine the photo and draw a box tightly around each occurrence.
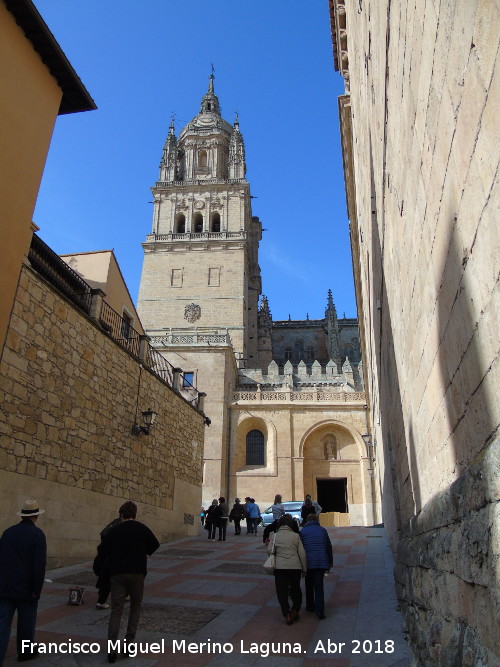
[393,222,498,664]
[367,157,497,663]
[433,223,498,662]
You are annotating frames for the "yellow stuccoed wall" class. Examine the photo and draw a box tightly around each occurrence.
[0,1,62,356]
[0,265,205,567]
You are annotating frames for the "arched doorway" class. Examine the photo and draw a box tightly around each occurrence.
[301,422,370,526]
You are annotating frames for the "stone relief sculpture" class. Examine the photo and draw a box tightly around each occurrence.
[184,303,201,323]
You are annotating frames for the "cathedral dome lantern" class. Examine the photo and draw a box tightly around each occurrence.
[177,74,238,181]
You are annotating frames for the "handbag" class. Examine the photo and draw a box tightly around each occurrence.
[263,532,276,575]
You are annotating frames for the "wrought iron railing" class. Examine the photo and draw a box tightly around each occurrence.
[28,234,93,314]
[98,301,141,358]
[27,234,202,410]
[145,345,174,387]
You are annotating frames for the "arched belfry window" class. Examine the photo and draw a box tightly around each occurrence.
[175,213,185,233]
[198,150,208,167]
[211,212,221,232]
[246,430,264,466]
[193,212,203,233]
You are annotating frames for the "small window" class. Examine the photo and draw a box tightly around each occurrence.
[171,268,183,287]
[198,150,208,167]
[208,267,220,286]
[284,348,292,361]
[121,311,133,339]
[246,430,264,466]
[307,347,314,360]
[183,372,194,388]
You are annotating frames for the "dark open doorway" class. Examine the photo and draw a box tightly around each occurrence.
[316,478,348,513]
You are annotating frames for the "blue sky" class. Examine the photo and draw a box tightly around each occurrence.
[32,0,356,320]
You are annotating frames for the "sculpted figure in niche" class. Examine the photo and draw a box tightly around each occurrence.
[323,434,339,460]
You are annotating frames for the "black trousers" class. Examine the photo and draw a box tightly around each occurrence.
[218,518,228,540]
[305,569,325,615]
[233,518,241,534]
[273,569,302,616]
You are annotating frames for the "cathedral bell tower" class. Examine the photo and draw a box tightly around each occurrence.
[138,74,262,365]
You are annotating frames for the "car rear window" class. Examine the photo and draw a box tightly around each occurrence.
[284,502,302,510]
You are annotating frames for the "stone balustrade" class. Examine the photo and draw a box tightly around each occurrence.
[233,388,366,403]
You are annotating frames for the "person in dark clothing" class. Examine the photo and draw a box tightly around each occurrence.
[98,501,159,663]
[0,499,47,664]
[216,497,229,541]
[94,511,123,609]
[228,498,245,535]
[204,499,218,541]
[299,514,333,619]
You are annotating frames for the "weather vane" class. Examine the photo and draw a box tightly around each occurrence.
[211,63,215,76]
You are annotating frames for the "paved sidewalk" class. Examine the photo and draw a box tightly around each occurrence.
[3,526,412,666]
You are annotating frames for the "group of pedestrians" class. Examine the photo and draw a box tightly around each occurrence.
[202,496,262,540]
[0,498,159,664]
[0,493,331,663]
[202,491,332,624]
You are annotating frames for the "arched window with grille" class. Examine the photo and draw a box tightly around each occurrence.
[246,430,264,465]
[211,212,221,232]
[193,212,203,233]
[175,213,186,233]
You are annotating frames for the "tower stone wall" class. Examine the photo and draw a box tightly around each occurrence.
[138,75,375,522]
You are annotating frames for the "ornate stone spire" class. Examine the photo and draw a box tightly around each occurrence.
[257,295,273,369]
[229,112,246,179]
[326,288,338,324]
[159,116,178,181]
[325,289,341,370]
[258,295,272,330]
[200,73,221,115]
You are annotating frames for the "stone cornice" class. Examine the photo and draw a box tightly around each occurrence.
[329,0,349,91]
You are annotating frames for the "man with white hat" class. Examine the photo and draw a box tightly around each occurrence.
[0,499,47,663]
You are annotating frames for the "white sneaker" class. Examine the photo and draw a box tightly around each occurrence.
[96,603,109,609]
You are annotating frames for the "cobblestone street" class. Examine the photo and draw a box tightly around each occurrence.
[3,526,412,666]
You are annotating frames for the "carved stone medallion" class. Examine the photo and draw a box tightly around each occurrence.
[184,303,201,323]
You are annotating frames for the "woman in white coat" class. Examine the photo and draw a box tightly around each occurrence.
[268,514,307,625]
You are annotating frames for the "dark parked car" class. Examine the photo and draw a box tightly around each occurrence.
[260,501,303,527]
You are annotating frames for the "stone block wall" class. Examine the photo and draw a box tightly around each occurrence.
[0,264,205,566]
[331,0,499,663]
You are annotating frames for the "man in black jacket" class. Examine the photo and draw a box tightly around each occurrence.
[98,501,159,663]
[0,499,47,663]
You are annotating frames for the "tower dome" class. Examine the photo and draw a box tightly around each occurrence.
[178,73,233,143]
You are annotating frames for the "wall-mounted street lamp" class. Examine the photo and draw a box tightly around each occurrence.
[361,433,374,460]
[132,409,157,435]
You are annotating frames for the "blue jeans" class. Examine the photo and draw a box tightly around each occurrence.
[0,597,38,662]
[305,569,326,616]
[249,517,259,534]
